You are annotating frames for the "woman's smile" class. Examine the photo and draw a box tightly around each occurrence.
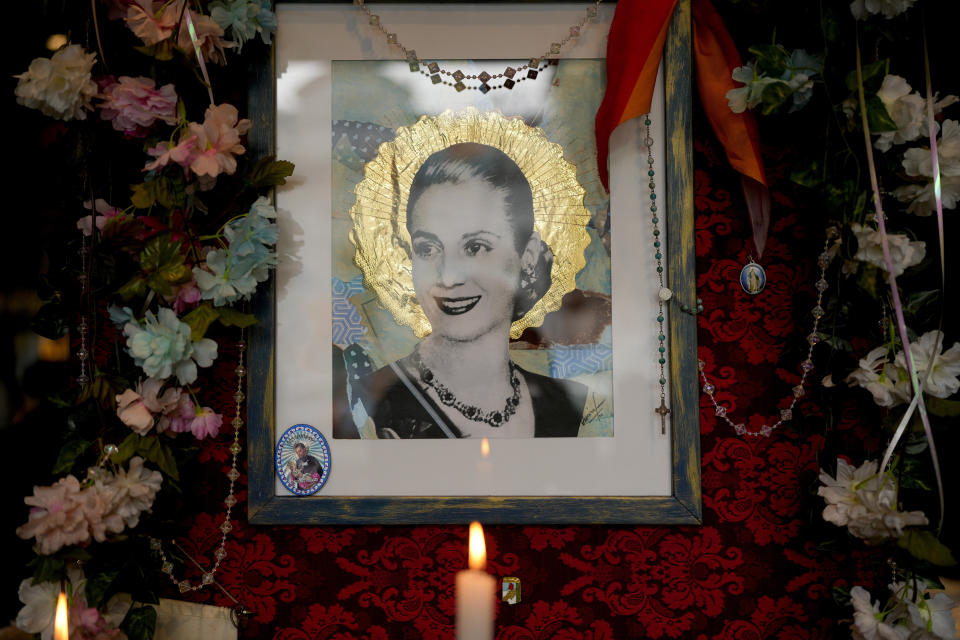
[434,295,482,315]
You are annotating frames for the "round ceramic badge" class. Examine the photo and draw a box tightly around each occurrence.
[275,424,330,496]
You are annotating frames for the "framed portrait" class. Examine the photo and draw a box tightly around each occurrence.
[246,0,700,524]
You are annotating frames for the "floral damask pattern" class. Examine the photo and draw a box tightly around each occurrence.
[164,123,879,638]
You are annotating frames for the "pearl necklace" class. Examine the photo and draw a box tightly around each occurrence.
[353,0,603,93]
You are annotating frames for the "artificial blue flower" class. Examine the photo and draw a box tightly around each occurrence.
[224,196,278,257]
[108,304,135,328]
[123,308,218,384]
[209,0,277,51]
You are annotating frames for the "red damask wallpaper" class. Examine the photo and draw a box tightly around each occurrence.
[171,117,884,639]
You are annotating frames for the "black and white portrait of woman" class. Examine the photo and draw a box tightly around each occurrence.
[333,110,612,440]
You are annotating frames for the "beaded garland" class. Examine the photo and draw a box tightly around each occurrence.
[644,115,834,438]
[696,232,835,437]
[353,0,602,93]
[149,331,247,592]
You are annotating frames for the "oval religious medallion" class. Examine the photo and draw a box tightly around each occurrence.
[275,424,330,496]
[739,260,766,295]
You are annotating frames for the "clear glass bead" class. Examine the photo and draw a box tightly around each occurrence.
[811,306,825,319]
[235,366,246,378]
[760,425,772,437]
[215,547,228,560]
[224,495,237,507]
[702,383,715,394]
[220,520,233,534]
[150,537,162,551]
[780,409,793,421]
[227,468,241,481]
[202,573,215,585]
[386,33,397,44]
[792,385,805,398]
[233,391,245,404]
[550,42,561,54]
[815,278,829,292]
[714,406,726,418]
[807,332,821,346]
[734,424,746,435]
[162,562,174,574]
[77,349,89,361]
[104,443,119,455]
[570,26,580,37]
[817,252,832,268]
[178,580,192,593]
[77,374,90,386]
[229,442,242,455]
[800,360,814,372]
[232,417,243,429]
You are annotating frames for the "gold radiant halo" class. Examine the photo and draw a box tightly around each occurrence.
[349,108,591,339]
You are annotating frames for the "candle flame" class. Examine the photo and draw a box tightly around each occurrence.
[468,521,486,570]
[480,438,490,457]
[54,592,68,640]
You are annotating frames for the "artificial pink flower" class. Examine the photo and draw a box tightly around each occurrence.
[99,76,178,137]
[143,135,198,173]
[16,476,92,555]
[172,281,202,313]
[124,0,184,46]
[138,378,182,415]
[164,393,196,434]
[176,10,235,65]
[186,103,251,177]
[77,199,121,236]
[188,406,222,439]
[115,388,154,436]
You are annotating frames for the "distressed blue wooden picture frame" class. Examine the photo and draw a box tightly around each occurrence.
[245,0,700,525]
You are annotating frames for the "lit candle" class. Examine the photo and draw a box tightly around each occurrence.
[456,522,496,640]
[54,591,68,640]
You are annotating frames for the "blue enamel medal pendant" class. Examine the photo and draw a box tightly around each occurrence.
[276,424,330,496]
[739,258,766,295]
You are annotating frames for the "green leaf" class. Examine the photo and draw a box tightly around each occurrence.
[131,182,156,210]
[247,155,296,189]
[121,605,158,640]
[117,275,148,301]
[866,95,898,132]
[53,440,92,474]
[846,59,887,91]
[115,433,142,465]
[897,530,957,566]
[760,81,792,115]
[136,435,179,481]
[748,43,788,78]
[183,304,220,341]
[928,397,960,417]
[85,570,120,608]
[140,237,192,296]
[217,306,258,329]
[790,160,822,188]
[28,556,65,583]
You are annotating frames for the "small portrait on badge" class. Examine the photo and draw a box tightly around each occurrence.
[275,424,330,496]
[739,260,766,295]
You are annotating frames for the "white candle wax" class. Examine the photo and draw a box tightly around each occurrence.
[455,568,496,640]
[456,522,495,640]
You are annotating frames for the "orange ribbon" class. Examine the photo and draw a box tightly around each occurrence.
[595,0,771,256]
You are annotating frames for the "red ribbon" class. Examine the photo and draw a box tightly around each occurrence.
[595,0,771,257]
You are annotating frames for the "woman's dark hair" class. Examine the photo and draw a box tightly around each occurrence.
[405,142,553,320]
[406,143,535,253]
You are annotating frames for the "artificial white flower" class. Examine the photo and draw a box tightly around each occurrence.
[15,566,84,640]
[726,65,778,113]
[850,0,917,20]
[895,120,960,215]
[850,586,906,640]
[846,346,910,407]
[818,458,927,544]
[14,44,98,121]
[895,330,960,399]
[893,581,958,639]
[96,456,163,529]
[873,75,958,152]
[851,222,926,277]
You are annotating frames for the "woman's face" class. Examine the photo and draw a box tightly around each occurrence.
[408,179,526,343]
